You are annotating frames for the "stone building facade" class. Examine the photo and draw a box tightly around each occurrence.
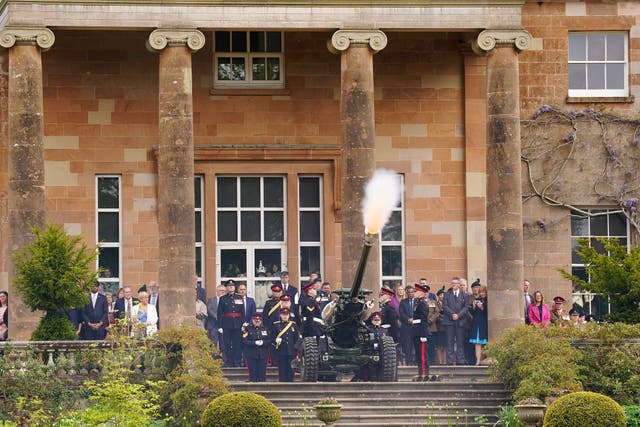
[0,0,638,340]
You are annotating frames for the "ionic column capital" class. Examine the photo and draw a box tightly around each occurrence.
[328,30,387,54]
[0,26,55,51]
[147,28,205,52]
[474,29,533,54]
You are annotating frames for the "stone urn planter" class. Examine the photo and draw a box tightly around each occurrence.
[514,398,546,427]
[314,399,342,426]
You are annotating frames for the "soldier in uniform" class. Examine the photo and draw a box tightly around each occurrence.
[262,283,284,366]
[550,296,568,326]
[300,281,327,354]
[242,313,271,382]
[271,307,300,382]
[279,294,300,326]
[217,279,245,367]
[367,311,389,381]
[413,283,434,382]
[380,286,400,345]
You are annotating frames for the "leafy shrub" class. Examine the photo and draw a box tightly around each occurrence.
[497,406,522,427]
[624,405,640,427]
[200,392,281,427]
[155,326,228,425]
[484,326,582,401]
[543,391,626,427]
[31,311,78,341]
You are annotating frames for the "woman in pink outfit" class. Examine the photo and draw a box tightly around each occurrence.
[527,290,551,329]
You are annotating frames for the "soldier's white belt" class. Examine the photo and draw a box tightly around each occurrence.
[381,324,390,328]
[313,317,324,324]
[412,319,422,324]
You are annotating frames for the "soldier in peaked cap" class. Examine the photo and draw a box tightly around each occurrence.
[217,279,245,367]
[271,307,301,382]
[242,313,271,382]
[380,286,400,346]
[262,283,284,366]
[550,296,567,325]
[413,283,435,382]
[301,281,328,354]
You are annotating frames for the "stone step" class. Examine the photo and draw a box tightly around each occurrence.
[229,381,507,392]
[281,412,499,427]
[255,397,510,407]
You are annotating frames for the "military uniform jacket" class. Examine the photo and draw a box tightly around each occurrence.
[262,298,282,328]
[316,291,331,312]
[412,298,431,339]
[217,293,245,330]
[368,324,388,341]
[301,298,324,337]
[271,320,300,356]
[242,324,272,359]
[381,302,400,342]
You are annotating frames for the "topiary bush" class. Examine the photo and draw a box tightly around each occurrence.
[544,391,626,427]
[200,392,281,427]
[31,311,78,341]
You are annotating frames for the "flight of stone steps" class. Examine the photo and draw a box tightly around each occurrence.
[224,365,510,427]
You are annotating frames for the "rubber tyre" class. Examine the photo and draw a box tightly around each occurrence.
[300,336,319,382]
[379,335,397,382]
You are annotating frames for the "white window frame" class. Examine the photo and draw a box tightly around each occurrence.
[213,31,285,89]
[380,174,405,288]
[568,31,628,98]
[298,175,324,283]
[96,175,122,295]
[195,175,204,287]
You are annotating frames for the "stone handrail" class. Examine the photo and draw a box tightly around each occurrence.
[0,339,166,377]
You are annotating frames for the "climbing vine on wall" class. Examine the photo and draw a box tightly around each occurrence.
[521,105,640,237]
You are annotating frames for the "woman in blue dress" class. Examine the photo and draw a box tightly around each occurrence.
[469,286,488,365]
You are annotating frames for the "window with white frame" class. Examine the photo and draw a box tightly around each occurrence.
[298,176,323,282]
[213,31,284,89]
[96,176,121,296]
[568,32,628,97]
[195,176,204,286]
[380,174,405,289]
[570,208,629,320]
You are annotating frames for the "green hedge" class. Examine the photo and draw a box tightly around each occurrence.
[544,391,626,427]
[200,392,281,427]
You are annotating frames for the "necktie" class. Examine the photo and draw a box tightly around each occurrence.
[455,291,458,298]
[243,297,247,317]
[92,294,96,308]
[126,299,132,318]
[409,299,414,316]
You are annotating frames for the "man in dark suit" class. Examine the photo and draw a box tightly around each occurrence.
[81,282,109,340]
[205,284,226,346]
[280,271,298,304]
[148,280,160,328]
[442,277,470,365]
[237,283,257,323]
[398,285,417,365]
[114,286,138,320]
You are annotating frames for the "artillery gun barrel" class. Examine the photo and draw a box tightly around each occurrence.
[349,233,377,300]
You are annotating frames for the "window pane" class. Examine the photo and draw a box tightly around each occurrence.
[98,247,119,279]
[241,177,260,207]
[241,211,260,241]
[232,58,246,81]
[610,213,626,236]
[218,57,231,81]
[569,34,586,61]
[252,58,266,81]
[300,211,320,242]
[382,246,402,276]
[221,249,246,277]
[217,177,237,207]
[255,249,281,277]
[267,58,280,81]
[250,31,265,52]
[300,246,320,278]
[98,212,119,242]
[232,31,247,52]
[195,211,202,242]
[587,63,605,89]
[571,239,583,264]
[266,32,282,52]
[264,177,283,207]
[195,247,202,278]
[569,64,586,90]
[606,63,624,89]
[215,31,230,52]
[382,211,402,242]
[571,214,589,236]
[591,214,607,236]
[590,237,606,254]
[194,177,202,209]
[571,266,588,286]
[98,177,119,208]
[607,34,625,61]
[299,177,320,207]
[587,34,606,61]
[264,212,284,241]
[218,211,237,241]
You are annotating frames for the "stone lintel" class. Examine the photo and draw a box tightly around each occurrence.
[147,28,205,52]
[0,26,54,51]
[328,30,387,54]
[473,29,532,54]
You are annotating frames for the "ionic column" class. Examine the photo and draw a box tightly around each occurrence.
[148,29,204,328]
[474,29,532,340]
[329,30,387,290]
[0,27,55,340]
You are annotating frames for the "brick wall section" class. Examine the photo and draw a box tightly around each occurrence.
[0,50,8,292]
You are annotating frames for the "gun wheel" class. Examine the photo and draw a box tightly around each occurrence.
[380,336,397,382]
[300,336,319,382]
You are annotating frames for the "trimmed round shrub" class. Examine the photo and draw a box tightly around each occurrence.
[200,392,281,427]
[32,311,78,341]
[544,391,626,427]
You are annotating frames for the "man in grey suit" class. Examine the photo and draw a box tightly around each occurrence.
[442,277,470,365]
[205,284,226,347]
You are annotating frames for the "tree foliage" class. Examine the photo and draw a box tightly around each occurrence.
[12,224,97,313]
[558,237,640,323]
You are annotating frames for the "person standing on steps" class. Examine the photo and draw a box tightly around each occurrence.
[271,307,300,382]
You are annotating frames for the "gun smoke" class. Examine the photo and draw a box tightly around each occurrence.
[362,169,403,235]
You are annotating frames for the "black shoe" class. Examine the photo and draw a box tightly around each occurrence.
[412,376,424,382]
[429,375,440,382]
